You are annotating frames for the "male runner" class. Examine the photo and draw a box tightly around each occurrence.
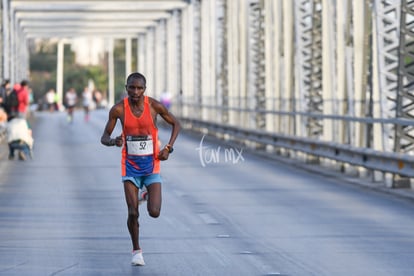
[101,72,180,266]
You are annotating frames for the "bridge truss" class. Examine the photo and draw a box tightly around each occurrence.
[1,0,414,186]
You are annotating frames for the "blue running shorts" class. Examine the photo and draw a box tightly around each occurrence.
[122,174,162,189]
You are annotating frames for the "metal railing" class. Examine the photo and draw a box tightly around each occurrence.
[177,116,414,180]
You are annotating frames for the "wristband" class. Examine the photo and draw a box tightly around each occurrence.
[164,144,174,153]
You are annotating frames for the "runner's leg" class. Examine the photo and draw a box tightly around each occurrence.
[147,183,161,218]
[123,180,140,250]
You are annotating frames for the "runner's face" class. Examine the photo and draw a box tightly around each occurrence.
[126,78,146,102]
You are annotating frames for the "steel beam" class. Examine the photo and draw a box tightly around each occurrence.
[2,0,10,80]
[396,0,414,153]
[15,11,171,20]
[249,0,266,131]
[216,0,228,124]
[295,0,323,140]
[374,0,400,154]
[11,1,188,11]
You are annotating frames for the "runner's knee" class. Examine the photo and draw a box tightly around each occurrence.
[127,206,138,218]
[148,207,160,218]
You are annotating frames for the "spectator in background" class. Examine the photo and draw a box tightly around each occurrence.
[160,91,172,110]
[5,83,21,120]
[29,87,34,105]
[0,79,10,110]
[54,90,60,111]
[0,108,7,139]
[17,80,30,119]
[6,117,33,161]
[93,89,103,109]
[0,108,7,125]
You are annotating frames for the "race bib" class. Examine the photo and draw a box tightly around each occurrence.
[126,135,154,156]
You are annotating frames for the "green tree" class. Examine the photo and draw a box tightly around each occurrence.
[29,38,135,105]
[29,41,59,102]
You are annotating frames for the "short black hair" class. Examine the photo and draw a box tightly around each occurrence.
[20,80,29,86]
[126,72,146,86]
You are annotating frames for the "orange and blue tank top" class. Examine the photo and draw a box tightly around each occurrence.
[122,96,160,176]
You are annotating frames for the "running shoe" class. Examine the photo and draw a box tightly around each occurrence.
[131,249,145,266]
[138,188,148,205]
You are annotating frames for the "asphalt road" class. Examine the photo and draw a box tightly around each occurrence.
[1,110,414,276]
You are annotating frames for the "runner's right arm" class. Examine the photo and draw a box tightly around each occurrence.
[101,103,123,147]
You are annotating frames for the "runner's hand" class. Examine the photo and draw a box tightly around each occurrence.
[114,135,123,147]
[157,148,169,161]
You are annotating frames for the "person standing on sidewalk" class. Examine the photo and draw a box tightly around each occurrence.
[0,79,10,110]
[100,72,180,266]
[16,80,30,119]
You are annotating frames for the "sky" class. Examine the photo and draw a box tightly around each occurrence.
[71,37,105,66]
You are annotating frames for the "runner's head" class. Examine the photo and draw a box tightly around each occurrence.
[126,72,147,101]
[126,72,146,87]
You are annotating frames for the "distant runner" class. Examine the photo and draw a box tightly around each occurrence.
[65,88,77,123]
